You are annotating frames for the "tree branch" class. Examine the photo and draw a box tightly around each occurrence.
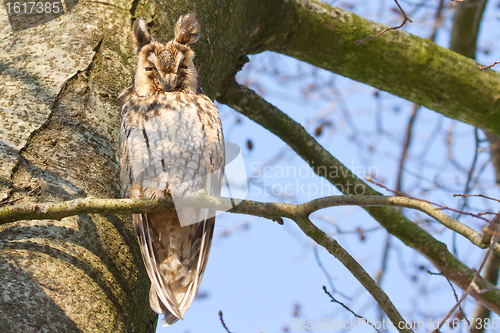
[268,0,500,137]
[217,78,500,314]
[294,215,413,333]
[2,192,423,331]
[0,193,490,251]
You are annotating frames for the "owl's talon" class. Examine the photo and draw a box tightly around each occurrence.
[151,190,169,202]
[157,196,171,204]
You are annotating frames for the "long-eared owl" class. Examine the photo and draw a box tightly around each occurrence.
[117,13,225,326]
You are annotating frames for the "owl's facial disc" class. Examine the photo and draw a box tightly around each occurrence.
[148,48,185,92]
[134,39,197,95]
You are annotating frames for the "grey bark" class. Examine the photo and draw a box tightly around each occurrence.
[0,1,155,331]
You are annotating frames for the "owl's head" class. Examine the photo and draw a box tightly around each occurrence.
[132,14,200,96]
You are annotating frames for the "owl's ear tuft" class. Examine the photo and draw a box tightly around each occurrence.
[133,18,152,48]
[174,13,200,45]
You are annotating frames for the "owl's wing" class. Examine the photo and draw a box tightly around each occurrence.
[132,213,183,321]
[117,85,134,104]
[197,94,225,197]
[119,94,224,325]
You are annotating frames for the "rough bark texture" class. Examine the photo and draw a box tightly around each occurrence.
[0,0,154,331]
[2,0,500,331]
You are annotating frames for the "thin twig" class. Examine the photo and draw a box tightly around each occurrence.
[452,129,480,255]
[442,245,470,328]
[455,128,480,221]
[478,61,500,70]
[376,234,392,285]
[429,0,446,42]
[376,233,392,324]
[355,0,412,44]
[396,105,419,196]
[0,185,41,207]
[366,177,490,222]
[323,286,381,333]
[314,246,336,296]
[218,311,233,333]
[454,193,500,203]
[313,246,350,300]
[478,211,497,217]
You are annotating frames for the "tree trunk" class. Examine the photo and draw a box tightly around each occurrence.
[0,0,158,330]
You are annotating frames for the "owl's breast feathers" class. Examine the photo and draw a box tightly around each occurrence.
[118,89,224,325]
[118,90,224,199]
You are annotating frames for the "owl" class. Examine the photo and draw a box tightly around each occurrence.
[117,13,225,326]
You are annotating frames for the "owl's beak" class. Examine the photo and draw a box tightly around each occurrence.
[160,73,176,92]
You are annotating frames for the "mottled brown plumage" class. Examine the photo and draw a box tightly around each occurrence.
[117,14,224,326]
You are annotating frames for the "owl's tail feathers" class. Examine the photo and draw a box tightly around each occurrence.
[149,284,181,326]
[162,313,181,327]
[132,214,184,322]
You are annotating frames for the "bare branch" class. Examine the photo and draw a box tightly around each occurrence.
[478,61,500,70]
[396,105,419,195]
[355,0,412,44]
[454,193,500,204]
[323,286,380,333]
[366,177,490,222]
[49,194,500,282]
[0,185,40,207]
[471,253,500,333]
[1,191,497,256]
[295,215,413,333]
[218,311,233,333]
[432,228,500,332]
